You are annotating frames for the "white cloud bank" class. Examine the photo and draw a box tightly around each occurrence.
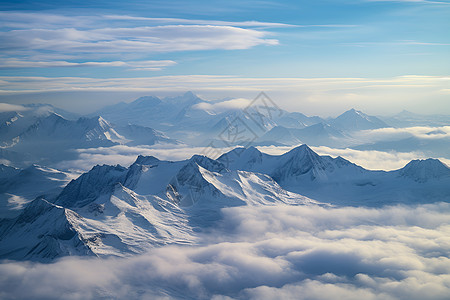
[1,203,449,299]
[54,143,449,173]
[56,145,210,171]
[0,103,29,112]
[193,98,252,113]
[353,126,450,142]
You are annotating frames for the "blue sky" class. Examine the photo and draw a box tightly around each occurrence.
[0,0,449,115]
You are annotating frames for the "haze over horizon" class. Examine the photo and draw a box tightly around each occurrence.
[0,0,449,115]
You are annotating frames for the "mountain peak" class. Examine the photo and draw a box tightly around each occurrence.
[284,144,316,157]
[341,108,365,117]
[400,158,450,182]
[189,155,227,173]
[132,96,162,107]
[183,91,196,98]
[45,112,66,122]
[243,146,262,156]
[331,108,388,131]
[55,164,128,208]
[76,115,109,127]
[217,146,264,169]
[271,144,330,182]
[134,155,161,165]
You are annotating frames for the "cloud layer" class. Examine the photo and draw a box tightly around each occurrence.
[1,203,449,299]
[0,12,280,72]
[53,142,450,173]
[1,75,449,116]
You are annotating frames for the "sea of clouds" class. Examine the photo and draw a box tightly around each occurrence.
[1,203,449,300]
[55,139,450,173]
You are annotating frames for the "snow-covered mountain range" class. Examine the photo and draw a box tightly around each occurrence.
[0,111,177,167]
[2,92,448,169]
[0,151,317,261]
[0,164,76,218]
[91,92,389,147]
[218,145,450,206]
[0,93,448,264]
[1,145,448,262]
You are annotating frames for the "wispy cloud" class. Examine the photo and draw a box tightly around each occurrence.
[343,40,450,47]
[0,103,29,112]
[0,26,278,55]
[0,75,448,93]
[353,126,450,141]
[0,11,282,72]
[365,0,450,4]
[193,97,252,113]
[103,15,298,28]
[0,59,176,70]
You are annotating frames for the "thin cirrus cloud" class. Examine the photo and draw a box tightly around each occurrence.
[1,74,448,93]
[342,40,450,47]
[0,26,278,54]
[0,59,176,70]
[0,11,285,76]
[0,12,295,29]
[0,11,281,70]
[365,0,450,4]
[103,15,298,28]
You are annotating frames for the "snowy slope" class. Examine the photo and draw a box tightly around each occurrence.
[257,122,352,147]
[0,111,34,145]
[92,92,209,130]
[0,165,76,218]
[0,198,93,261]
[10,113,125,148]
[1,113,126,166]
[0,164,20,178]
[218,145,450,206]
[397,158,450,182]
[218,145,364,182]
[0,153,318,261]
[257,126,302,146]
[0,104,79,145]
[1,145,449,261]
[330,108,389,131]
[292,122,351,147]
[274,111,324,128]
[115,124,178,146]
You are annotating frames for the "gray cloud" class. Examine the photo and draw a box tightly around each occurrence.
[1,203,449,299]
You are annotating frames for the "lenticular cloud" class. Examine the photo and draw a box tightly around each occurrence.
[1,203,449,300]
